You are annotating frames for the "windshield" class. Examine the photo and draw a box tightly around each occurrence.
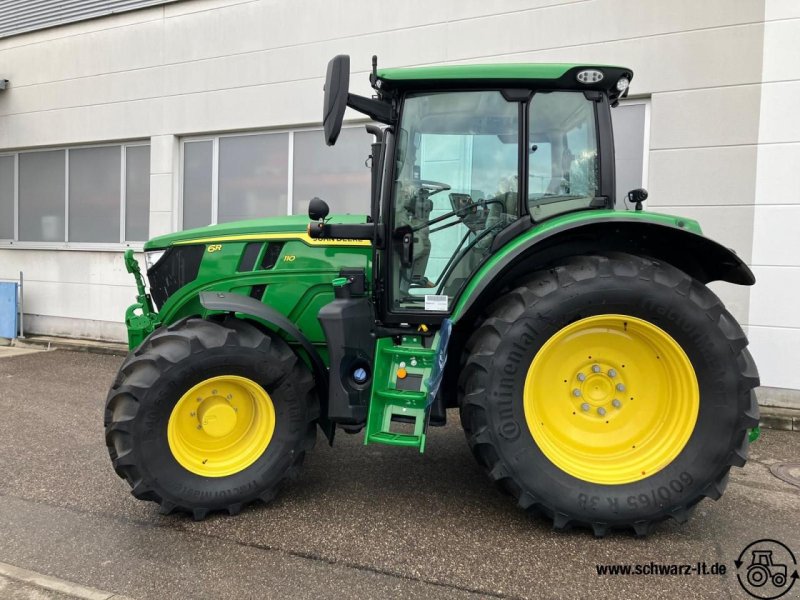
[528,91,599,220]
[390,91,520,312]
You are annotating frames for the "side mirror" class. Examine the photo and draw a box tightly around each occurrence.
[627,188,648,211]
[323,55,350,146]
[308,197,330,221]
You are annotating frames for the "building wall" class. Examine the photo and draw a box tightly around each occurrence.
[0,0,796,389]
[748,0,800,390]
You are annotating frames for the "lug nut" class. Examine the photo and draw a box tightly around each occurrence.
[608,369,617,378]
[581,403,590,411]
[597,407,606,416]
[592,364,601,373]
[572,389,582,397]
[577,373,586,382]
[616,383,626,392]
[612,399,621,408]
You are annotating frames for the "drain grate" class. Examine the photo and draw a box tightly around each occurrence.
[770,462,800,488]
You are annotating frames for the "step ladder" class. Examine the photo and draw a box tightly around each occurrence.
[364,321,451,453]
[364,335,436,452]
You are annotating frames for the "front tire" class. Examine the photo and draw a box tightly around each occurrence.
[458,254,759,536]
[104,316,318,519]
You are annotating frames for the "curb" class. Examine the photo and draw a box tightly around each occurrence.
[758,405,799,432]
[0,561,134,600]
[11,336,128,357]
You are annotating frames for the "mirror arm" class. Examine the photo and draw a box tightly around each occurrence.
[308,222,375,241]
[347,93,394,124]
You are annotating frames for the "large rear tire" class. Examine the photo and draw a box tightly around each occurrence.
[104,316,318,519]
[458,253,759,536]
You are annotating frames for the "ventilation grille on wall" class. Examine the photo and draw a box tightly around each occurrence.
[0,0,182,39]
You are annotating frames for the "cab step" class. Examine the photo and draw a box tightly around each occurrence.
[364,335,437,452]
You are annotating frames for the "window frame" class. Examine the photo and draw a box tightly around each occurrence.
[0,140,151,251]
[179,122,370,229]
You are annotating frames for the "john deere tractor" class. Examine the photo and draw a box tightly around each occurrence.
[105,55,760,535]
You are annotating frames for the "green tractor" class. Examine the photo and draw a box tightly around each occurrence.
[105,55,760,535]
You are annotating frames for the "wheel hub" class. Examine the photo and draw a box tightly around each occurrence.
[197,397,238,438]
[573,363,625,416]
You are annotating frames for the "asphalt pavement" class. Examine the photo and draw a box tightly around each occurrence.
[0,349,798,599]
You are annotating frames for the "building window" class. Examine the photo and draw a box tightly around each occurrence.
[0,155,13,240]
[69,146,121,243]
[292,127,371,216]
[181,126,371,229]
[19,150,65,242]
[218,133,288,223]
[182,140,213,231]
[125,145,151,242]
[611,99,650,209]
[0,142,150,245]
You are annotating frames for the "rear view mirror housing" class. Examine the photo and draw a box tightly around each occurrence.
[323,55,350,146]
[323,55,395,147]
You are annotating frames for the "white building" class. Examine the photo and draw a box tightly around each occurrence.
[0,0,797,396]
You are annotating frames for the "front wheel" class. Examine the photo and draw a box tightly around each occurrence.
[458,254,759,536]
[104,316,318,519]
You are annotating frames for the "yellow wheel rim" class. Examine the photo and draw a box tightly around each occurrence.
[523,314,699,485]
[168,375,275,477]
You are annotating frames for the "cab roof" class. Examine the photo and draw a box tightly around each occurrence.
[376,63,633,99]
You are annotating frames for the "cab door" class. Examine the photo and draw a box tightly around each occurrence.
[384,90,522,323]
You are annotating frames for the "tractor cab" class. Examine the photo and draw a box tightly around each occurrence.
[309,56,631,324]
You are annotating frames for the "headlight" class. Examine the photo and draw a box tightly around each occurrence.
[144,249,167,270]
[577,69,604,84]
[616,77,630,92]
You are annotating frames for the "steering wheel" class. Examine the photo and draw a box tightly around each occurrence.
[419,179,451,196]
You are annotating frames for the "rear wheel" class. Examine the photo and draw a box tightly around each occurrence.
[458,254,759,536]
[104,316,318,519]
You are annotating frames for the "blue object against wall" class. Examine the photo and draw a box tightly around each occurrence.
[0,282,18,338]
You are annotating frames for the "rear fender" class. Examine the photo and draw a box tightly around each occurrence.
[453,216,754,323]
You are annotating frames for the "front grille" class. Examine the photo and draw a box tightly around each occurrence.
[147,245,205,308]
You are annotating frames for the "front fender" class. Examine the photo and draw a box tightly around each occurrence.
[198,291,334,443]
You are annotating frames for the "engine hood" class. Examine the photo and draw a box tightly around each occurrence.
[144,213,370,250]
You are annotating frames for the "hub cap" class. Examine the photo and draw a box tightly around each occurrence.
[168,375,275,477]
[523,314,699,485]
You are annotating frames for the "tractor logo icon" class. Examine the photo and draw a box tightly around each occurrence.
[736,539,798,599]
[748,550,787,588]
